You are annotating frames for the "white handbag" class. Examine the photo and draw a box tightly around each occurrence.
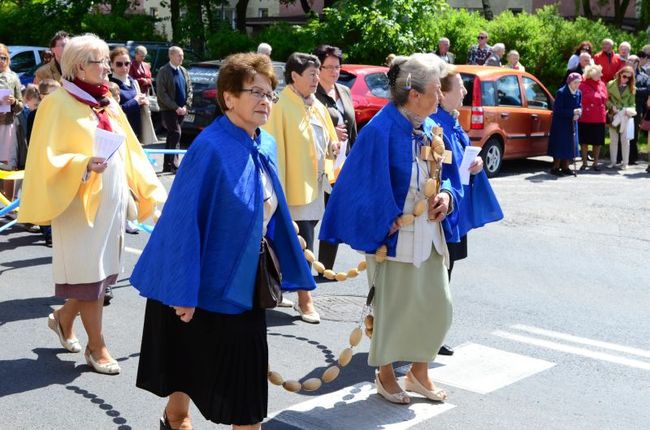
[147,87,160,112]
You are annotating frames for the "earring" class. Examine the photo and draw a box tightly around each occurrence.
[80,71,86,81]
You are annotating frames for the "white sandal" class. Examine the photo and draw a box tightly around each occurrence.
[84,348,121,375]
[47,313,81,353]
[405,371,447,402]
[375,372,410,404]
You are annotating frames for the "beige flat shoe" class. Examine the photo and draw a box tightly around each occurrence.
[375,372,410,404]
[294,303,320,324]
[47,313,81,353]
[278,296,294,308]
[84,349,120,375]
[405,371,447,402]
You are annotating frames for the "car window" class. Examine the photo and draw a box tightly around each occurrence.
[496,75,522,107]
[337,71,356,89]
[461,74,474,106]
[273,65,285,90]
[522,77,550,109]
[188,66,219,87]
[481,82,496,106]
[365,73,389,98]
[10,51,37,74]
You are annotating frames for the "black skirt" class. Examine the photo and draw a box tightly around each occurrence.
[578,122,605,146]
[136,299,268,426]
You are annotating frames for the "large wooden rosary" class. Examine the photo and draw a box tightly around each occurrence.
[269,127,449,393]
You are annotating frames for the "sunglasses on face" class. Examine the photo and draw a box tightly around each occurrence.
[0,56,8,61]
[621,75,632,79]
[478,36,487,40]
[115,61,131,67]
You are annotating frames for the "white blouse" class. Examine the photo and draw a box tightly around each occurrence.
[261,166,278,235]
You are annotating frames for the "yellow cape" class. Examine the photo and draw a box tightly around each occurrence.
[262,86,339,206]
[17,88,166,226]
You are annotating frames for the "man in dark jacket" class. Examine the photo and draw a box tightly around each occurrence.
[156,46,192,173]
[630,52,650,165]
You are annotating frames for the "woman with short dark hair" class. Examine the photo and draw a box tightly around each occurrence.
[132,52,316,430]
[312,44,358,271]
[109,47,149,140]
[263,52,339,323]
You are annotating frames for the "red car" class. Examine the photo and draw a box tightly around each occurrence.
[337,65,390,128]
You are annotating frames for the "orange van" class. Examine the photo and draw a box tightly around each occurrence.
[455,65,555,176]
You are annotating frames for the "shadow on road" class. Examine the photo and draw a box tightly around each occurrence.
[0,295,63,326]
[0,256,52,277]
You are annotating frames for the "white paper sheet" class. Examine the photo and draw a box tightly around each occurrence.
[0,89,11,113]
[460,145,482,185]
[94,128,125,160]
[333,139,348,170]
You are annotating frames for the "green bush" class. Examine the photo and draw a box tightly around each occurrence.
[206,23,256,60]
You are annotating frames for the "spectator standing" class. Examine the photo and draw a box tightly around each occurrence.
[17,34,166,375]
[257,42,272,57]
[593,38,624,83]
[129,45,153,95]
[606,67,636,169]
[567,41,593,70]
[0,43,24,202]
[16,84,39,172]
[505,50,524,71]
[564,52,591,84]
[313,45,358,273]
[578,65,608,171]
[156,46,192,174]
[34,31,68,85]
[618,41,631,61]
[263,53,339,324]
[630,52,650,165]
[435,38,455,64]
[110,47,148,141]
[467,31,491,65]
[548,73,583,176]
[485,43,505,67]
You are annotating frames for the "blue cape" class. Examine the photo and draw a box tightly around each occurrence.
[130,115,316,314]
[433,109,503,241]
[319,102,462,257]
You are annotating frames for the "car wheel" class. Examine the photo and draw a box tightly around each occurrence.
[480,138,503,178]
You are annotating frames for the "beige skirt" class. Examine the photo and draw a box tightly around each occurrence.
[366,247,452,367]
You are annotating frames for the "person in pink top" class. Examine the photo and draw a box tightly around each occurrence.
[593,38,624,83]
[129,45,153,94]
[578,64,609,171]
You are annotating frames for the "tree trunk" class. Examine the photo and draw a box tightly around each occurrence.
[581,0,592,19]
[299,0,311,13]
[323,0,335,7]
[481,0,494,21]
[236,0,250,33]
[170,0,181,41]
[613,0,631,27]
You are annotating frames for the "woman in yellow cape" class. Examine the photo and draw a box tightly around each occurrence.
[18,34,166,375]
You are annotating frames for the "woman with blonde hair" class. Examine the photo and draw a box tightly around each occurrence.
[505,50,525,71]
[17,34,166,374]
[578,64,608,171]
[0,43,24,202]
[321,53,462,404]
[606,66,636,169]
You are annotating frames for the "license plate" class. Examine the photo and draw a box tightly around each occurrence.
[184,114,195,123]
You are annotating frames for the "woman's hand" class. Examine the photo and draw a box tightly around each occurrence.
[87,157,108,174]
[469,157,484,175]
[137,94,149,106]
[173,306,195,323]
[335,124,348,142]
[388,218,401,236]
[329,141,340,157]
[428,192,450,222]
[2,94,15,105]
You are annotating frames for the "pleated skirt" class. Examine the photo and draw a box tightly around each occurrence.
[136,299,268,426]
[366,249,453,367]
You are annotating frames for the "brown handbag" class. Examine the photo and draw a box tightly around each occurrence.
[255,237,283,309]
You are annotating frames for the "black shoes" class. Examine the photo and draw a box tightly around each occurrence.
[103,286,114,306]
[438,345,454,356]
[550,168,561,176]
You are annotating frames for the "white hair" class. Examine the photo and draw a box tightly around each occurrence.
[492,43,506,54]
[579,52,592,61]
[60,33,109,80]
[168,46,183,57]
[135,45,148,56]
[602,38,614,46]
[438,37,450,45]
[257,42,272,56]
[619,41,631,51]
[388,53,448,106]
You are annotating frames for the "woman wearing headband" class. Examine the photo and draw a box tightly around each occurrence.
[320,53,462,404]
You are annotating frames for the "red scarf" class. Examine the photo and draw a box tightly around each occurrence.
[70,79,113,132]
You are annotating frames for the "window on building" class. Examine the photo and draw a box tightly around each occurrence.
[150,7,158,18]
[258,8,268,18]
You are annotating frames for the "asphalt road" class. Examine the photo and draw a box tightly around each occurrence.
[1,156,649,429]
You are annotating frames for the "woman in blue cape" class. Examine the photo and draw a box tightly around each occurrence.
[432,67,504,356]
[320,54,461,404]
[130,53,316,430]
[548,72,582,176]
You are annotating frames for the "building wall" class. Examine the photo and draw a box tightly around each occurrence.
[280,0,325,17]
[448,0,532,14]
[532,0,638,19]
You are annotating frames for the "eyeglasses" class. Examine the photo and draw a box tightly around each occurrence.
[478,36,487,40]
[621,75,632,79]
[88,58,110,66]
[0,56,8,61]
[241,87,278,103]
[115,61,131,68]
[321,65,341,71]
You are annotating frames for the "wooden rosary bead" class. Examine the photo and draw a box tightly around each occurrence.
[268,371,284,386]
[349,327,363,347]
[375,245,387,263]
[335,272,348,282]
[312,261,325,274]
[358,261,367,271]
[413,199,427,217]
[282,380,302,392]
[339,348,353,367]
[323,269,336,280]
[364,314,374,330]
[321,366,340,383]
[292,220,300,235]
[298,236,307,250]
[365,327,373,338]
[399,213,415,226]
[347,268,360,278]
[302,378,322,392]
[304,249,316,263]
[424,178,437,198]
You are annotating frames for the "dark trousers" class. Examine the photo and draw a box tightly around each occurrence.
[161,110,184,171]
[295,220,318,252]
[318,192,339,269]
